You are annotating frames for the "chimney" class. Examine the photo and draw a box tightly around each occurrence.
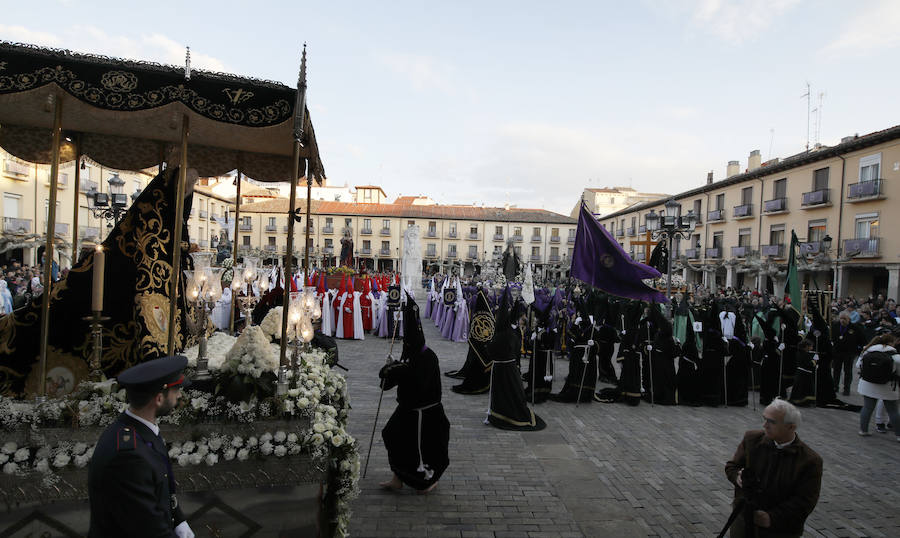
[707,170,714,185]
[748,149,761,171]
[726,160,740,178]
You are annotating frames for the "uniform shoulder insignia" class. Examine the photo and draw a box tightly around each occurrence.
[117,427,137,451]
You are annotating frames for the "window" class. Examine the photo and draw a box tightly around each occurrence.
[741,187,753,205]
[620,219,625,230]
[427,244,436,256]
[470,225,478,235]
[854,213,879,238]
[715,193,725,210]
[344,218,352,227]
[813,167,829,190]
[381,241,390,250]
[449,223,457,234]
[568,228,576,238]
[268,217,276,226]
[738,228,751,247]
[242,235,250,246]
[382,219,390,230]
[468,245,477,257]
[363,190,372,202]
[859,153,881,182]
[610,197,615,204]
[531,246,540,256]
[3,193,21,218]
[493,245,502,255]
[363,218,371,230]
[630,216,636,227]
[408,220,415,227]
[769,224,785,245]
[693,199,702,216]
[712,232,723,249]
[551,246,559,256]
[449,244,457,255]
[808,220,826,243]
[533,227,541,237]
[268,237,276,247]
[325,217,332,226]
[514,246,521,256]
[513,226,522,236]
[773,178,787,199]
[495,225,503,235]
[325,238,333,248]
[242,216,251,225]
[362,240,371,249]
[692,234,701,249]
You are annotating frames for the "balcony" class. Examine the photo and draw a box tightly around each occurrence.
[705,247,722,259]
[380,228,391,236]
[567,235,576,244]
[79,225,100,241]
[379,248,391,256]
[616,229,624,237]
[685,248,700,259]
[844,237,880,258]
[323,246,334,256]
[761,244,784,258]
[322,226,334,234]
[446,251,458,259]
[493,233,504,241]
[2,217,32,234]
[492,252,503,260]
[45,222,68,236]
[733,204,753,219]
[425,250,438,259]
[360,247,372,255]
[265,224,278,232]
[360,228,372,235]
[530,254,542,262]
[800,241,822,255]
[199,240,209,248]
[239,223,252,231]
[198,210,208,219]
[626,227,636,236]
[550,235,560,243]
[638,225,647,234]
[264,244,277,252]
[633,251,645,261]
[426,229,437,238]
[238,245,252,253]
[531,235,542,243]
[467,233,479,240]
[731,246,750,258]
[467,251,478,259]
[801,189,830,207]
[549,254,561,262]
[847,179,883,201]
[446,231,457,239]
[79,179,98,193]
[763,198,787,214]
[707,209,725,222]
[512,234,523,242]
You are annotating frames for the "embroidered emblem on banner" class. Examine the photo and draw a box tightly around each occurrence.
[470,311,495,343]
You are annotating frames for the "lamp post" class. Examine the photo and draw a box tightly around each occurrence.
[644,199,697,317]
[88,172,130,225]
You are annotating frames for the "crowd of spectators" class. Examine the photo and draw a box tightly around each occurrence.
[0,259,68,314]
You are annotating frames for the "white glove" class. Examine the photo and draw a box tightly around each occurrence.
[646,344,653,352]
[621,330,626,336]
[175,522,195,538]
[589,314,594,325]
[575,316,582,325]
[749,342,755,350]
[587,339,595,347]
[778,343,785,351]
[544,375,553,382]
[531,332,537,341]
[722,337,729,343]
[781,324,787,330]
[582,354,590,364]
[345,307,351,313]
[798,330,804,336]
[812,354,819,362]
[553,328,558,333]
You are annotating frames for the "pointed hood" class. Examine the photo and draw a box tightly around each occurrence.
[317,272,327,295]
[338,274,347,296]
[401,291,426,361]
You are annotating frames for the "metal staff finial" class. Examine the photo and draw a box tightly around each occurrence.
[185,46,191,81]
[293,43,308,142]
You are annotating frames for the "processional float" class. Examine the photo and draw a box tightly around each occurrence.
[0,41,356,537]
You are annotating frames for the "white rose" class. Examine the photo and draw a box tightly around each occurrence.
[274,445,287,457]
[223,448,236,461]
[313,423,326,433]
[284,400,295,414]
[237,448,250,461]
[340,460,351,471]
[260,442,273,456]
[168,445,182,458]
[196,444,209,457]
[251,367,262,379]
[177,454,190,467]
[74,454,90,468]
[182,441,196,453]
[274,431,287,443]
[323,431,333,440]
[3,462,18,474]
[53,453,71,468]
[326,386,336,396]
[189,453,203,465]
[204,454,219,466]
[73,443,88,455]
[2,442,16,455]
[331,435,344,447]
[208,437,223,451]
[0,453,7,465]
[13,448,29,462]
[35,459,50,473]
[231,436,243,448]
[297,397,310,408]
[35,446,50,460]
[288,388,300,398]
[259,432,273,443]
[311,433,324,445]
[287,433,298,444]
[247,436,258,447]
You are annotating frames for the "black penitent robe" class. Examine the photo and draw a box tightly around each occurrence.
[524,329,554,404]
[381,345,450,491]
[789,349,817,407]
[724,338,750,407]
[642,333,677,405]
[596,324,619,384]
[616,346,643,406]
[487,324,546,431]
[551,320,597,403]
[450,291,493,392]
[758,340,781,406]
[699,328,726,407]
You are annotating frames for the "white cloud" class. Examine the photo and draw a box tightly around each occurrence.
[649,0,801,44]
[376,51,458,96]
[0,25,62,47]
[821,0,900,56]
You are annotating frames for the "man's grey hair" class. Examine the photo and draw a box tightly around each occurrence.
[838,311,850,321]
[768,398,801,426]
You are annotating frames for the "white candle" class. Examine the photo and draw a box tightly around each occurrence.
[92,246,105,312]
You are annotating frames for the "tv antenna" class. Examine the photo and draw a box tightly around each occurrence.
[802,82,811,151]
[768,128,775,160]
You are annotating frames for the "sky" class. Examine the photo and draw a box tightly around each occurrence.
[2,0,899,215]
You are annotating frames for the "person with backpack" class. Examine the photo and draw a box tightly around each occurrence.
[855,333,900,441]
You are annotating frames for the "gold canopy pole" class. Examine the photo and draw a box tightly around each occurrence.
[304,175,312,274]
[70,135,81,263]
[229,170,242,334]
[278,45,308,368]
[38,93,63,398]
[167,114,189,355]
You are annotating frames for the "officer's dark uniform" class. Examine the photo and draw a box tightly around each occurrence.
[88,357,189,537]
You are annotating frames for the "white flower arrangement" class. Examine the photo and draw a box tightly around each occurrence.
[222,326,279,374]
[259,306,284,341]
[182,332,237,369]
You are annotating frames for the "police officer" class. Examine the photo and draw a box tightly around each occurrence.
[88,356,195,538]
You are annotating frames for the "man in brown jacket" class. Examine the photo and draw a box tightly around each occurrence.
[724,398,823,537]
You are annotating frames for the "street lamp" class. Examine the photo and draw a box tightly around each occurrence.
[644,198,697,317]
[88,172,130,225]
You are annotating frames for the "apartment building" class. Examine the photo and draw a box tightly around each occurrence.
[572,186,669,219]
[596,125,900,300]
[236,199,577,275]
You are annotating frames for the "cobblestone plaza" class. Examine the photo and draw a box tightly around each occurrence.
[342,322,899,537]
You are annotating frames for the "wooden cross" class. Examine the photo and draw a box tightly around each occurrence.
[630,231,656,263]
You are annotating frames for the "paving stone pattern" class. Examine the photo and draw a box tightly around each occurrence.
[340,321,899,537]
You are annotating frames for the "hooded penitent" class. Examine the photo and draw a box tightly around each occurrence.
[449,290,494,394]
[550,294,598,403]
[0,166,197,397]
[524,295,555,404]
[380,292,450,490]
[486,287,546,431]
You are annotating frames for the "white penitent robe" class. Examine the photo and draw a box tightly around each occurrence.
[335,292,348,339]
[320,290,335,336]
[719,311,736,339]
[352,291,364,340]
